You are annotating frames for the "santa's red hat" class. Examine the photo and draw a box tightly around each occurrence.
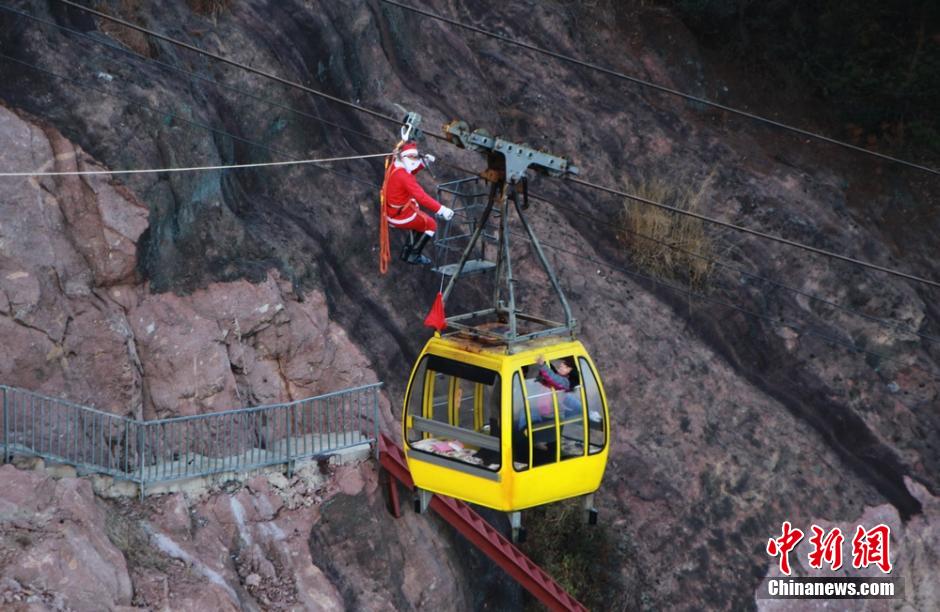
[399,142,420,157]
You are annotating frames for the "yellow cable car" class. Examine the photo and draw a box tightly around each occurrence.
[402,334,609,516]
[395,114,607,538]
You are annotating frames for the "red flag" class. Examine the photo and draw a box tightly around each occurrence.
[423,291,447,331]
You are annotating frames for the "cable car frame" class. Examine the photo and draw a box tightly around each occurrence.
[399,114,610,540]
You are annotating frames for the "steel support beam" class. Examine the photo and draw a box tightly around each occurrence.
[378,434,587,612]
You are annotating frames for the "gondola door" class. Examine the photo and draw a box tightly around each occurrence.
[507,353,609,510]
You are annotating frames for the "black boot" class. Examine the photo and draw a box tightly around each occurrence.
[406,233,433,266]
[399,231,419,262]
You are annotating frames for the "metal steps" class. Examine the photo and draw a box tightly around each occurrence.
[379,434,587,612]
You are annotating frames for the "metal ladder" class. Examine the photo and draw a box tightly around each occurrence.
[379,434,587,612]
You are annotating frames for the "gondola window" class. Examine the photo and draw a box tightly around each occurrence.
[405,356,501,471]
[578,357,607,454]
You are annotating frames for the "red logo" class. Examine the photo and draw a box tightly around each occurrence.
[767,521,804,576]
[851,524,892,574]
[807,525,844,571]
[767,523,893,576]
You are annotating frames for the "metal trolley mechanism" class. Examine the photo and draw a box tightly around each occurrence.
[436,117,580,348]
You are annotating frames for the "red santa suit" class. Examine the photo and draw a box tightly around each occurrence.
[383,147,441,235]
[378,142,453,272]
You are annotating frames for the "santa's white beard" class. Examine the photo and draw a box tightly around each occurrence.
[398,156,422,173]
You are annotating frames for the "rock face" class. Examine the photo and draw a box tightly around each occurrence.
[0,0,937,610]
[0,103,388,424]
[0,457,498,611]
[0,104,148,414]
[0,465,133,611]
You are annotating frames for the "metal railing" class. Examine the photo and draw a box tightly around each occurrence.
[1,383,382,497]
[433,177,496,274]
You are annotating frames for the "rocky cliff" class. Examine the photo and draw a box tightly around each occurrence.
[0,1,937,610]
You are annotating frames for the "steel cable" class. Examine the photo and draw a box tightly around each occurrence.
[55,0,454,145]
[0,4,382,145]
[514,227,940,382]
[520,190,940,345]
[381,0,940,177]
[10,2,938,346]
[0,152,390,177]
[565,176,940,289]
[42,1,940,289]
[0,53,383,189]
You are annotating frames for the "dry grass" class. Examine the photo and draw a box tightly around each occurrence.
[105,507,170,571]
[617,169,718,288]
[95,0,152,57]
[186,0,232,18]
[94,0,230,54]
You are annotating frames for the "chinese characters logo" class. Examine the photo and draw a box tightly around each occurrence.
[767,523,892,576]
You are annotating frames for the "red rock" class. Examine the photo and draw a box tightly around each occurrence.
[41,126,148,287]
[0,466,133,611]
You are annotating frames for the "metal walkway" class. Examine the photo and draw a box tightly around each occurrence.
[378,433,587,612]
[1,384,382,497]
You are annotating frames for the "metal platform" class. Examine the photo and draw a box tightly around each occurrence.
[432,259,497,277]
[433,178,497,276]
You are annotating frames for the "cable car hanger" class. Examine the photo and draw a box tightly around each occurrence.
[402,111,581,349]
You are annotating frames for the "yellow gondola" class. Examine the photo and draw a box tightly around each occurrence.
[395,115,609,537]
[402,334,609,513]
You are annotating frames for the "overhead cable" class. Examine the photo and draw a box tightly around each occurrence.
[37,2,940,289]
[0,152,389,177]
[564,177,940,289]
[522,230,940,381]
[0,54,382,190]
[521,190,940,345]
[380,0,940,177]
[55,0,451,143]
[0,4,381,146]
[6,27,932,374]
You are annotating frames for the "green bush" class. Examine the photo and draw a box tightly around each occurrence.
[521,500,624,610]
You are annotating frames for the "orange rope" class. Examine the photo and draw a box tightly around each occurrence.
[378,154,394,274]
[379,141,405,275]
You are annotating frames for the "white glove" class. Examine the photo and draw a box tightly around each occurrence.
[422,153,435,164]
[437,205,454,221]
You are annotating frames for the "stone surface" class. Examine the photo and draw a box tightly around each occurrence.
[0,102,388,425]
[0,465,133,612]
[0,105,144,415]
[0,1,936,610]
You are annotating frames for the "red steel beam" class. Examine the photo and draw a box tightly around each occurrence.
[379,434,587,612]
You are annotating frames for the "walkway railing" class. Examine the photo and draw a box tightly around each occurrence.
[1,383,382,496]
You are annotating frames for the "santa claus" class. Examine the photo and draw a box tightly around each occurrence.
[381,142,453,265]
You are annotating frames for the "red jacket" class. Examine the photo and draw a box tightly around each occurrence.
[384,165,442,217]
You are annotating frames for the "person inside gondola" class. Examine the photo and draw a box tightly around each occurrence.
[516,356,579,430]
[535,355,581,417]
[516,356,602,430]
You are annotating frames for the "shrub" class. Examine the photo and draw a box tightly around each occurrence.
[521,500,623,610]
[617,171,716,288]
[95,0,152,57]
